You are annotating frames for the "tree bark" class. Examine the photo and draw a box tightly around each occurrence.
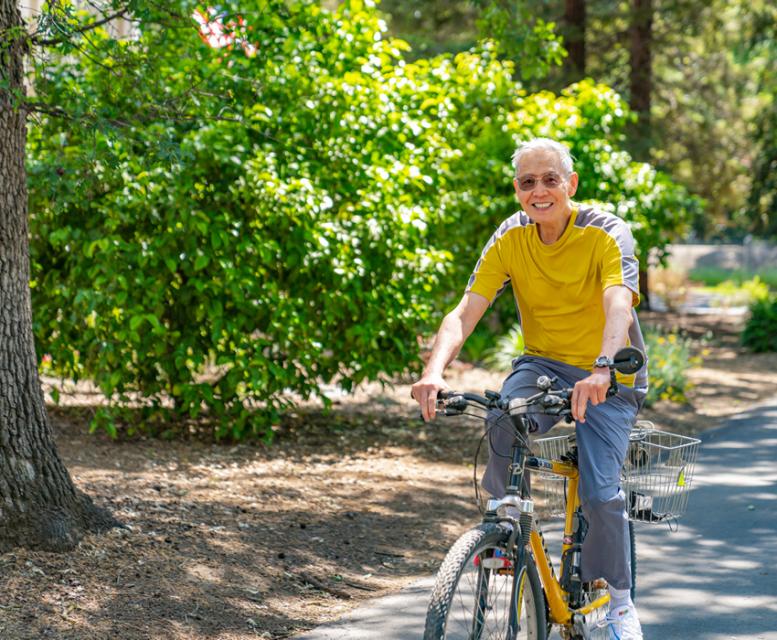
[629,0,652,161]
[0,0,117,551]
[629,0,653,307]
[563,0,586,82]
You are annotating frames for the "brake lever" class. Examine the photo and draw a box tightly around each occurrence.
[442,394,467,414]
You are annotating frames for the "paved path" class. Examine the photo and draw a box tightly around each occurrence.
[293,398,777,640]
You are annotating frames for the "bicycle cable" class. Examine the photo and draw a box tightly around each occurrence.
[471,407,534,514]
[473,431,488,514]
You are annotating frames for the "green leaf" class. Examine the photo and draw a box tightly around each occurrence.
[194,254,210,271]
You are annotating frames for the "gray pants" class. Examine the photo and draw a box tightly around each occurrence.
[482,356,644,590]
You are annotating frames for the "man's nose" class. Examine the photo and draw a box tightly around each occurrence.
[533,182,551,197]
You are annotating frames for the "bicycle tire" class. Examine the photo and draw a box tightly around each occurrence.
[424,523,547,640]
[629,519,637,603]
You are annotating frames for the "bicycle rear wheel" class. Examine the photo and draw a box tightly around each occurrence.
[629,519,637,603]
[424,523,546,640]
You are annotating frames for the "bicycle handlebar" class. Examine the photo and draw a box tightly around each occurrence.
[428,347,645,422]
[436,385,577,421]
[436,372,622,421]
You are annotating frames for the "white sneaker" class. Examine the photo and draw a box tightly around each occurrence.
[599,604,644,640]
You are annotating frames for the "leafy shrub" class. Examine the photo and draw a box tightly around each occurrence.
[742,296,777,352]
[26,0,700,439]
[29,0,454,439]
[459,324,496,364]
[482,324,525,371]
[643,329,700,407]
[704,276,771,307]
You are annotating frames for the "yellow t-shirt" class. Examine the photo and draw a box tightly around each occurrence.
[466,205,645,384]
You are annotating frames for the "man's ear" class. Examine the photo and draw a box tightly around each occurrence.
[567,172,579,197]
[513,178,520,198]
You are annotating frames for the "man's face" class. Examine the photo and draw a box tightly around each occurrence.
[513,150,578,226]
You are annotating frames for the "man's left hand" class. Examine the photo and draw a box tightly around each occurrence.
[572,369,611,422]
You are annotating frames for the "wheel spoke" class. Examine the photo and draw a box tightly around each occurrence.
[448,547,524,639]
[424,526,545,640]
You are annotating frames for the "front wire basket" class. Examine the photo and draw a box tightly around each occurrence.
[532,421,701,523]
[623,421,701,523]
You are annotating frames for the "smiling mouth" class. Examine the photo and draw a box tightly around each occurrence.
[532,203,553,210]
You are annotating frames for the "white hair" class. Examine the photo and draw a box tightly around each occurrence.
[511,138,575,177]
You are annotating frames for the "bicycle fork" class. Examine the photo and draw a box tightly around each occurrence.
[483,418,534,548]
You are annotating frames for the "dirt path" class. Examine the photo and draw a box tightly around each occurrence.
[0,313,775,639]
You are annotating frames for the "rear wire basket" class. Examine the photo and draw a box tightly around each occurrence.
[533,421,701,523]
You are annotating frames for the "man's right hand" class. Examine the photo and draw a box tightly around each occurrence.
[411,374,449,422]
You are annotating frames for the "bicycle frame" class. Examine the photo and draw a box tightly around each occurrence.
[484,415,610,630]
[525,456,610,626]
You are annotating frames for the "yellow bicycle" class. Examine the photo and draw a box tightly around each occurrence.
[423,347,700,640]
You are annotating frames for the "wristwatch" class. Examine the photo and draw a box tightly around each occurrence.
[592,355,612,370]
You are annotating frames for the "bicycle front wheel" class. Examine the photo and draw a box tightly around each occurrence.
[424,523,547,640]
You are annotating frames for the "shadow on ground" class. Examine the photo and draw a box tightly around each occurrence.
[637,403,777,639]
[0,402,489,639]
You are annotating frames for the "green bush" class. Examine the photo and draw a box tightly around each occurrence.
[742,296,777,352]
[26,0,700,439]
[482,324,525,371]
[643,329,700,407]
[459,323,496,364]
[703,276,771,307]
[29,0,454,439]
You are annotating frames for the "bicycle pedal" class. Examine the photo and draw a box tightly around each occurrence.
[588,579,608,590]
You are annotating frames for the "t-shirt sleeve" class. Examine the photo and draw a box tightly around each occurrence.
[465,228,511,304]
[600,221,640,306]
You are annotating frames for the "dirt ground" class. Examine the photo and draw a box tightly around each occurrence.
[1,313,776,640]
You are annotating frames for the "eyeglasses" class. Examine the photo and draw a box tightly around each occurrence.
[516,172,564,191]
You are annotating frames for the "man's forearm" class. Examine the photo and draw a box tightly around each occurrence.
[599,310,632,359]
[423,312,468,376]
[598,288,634,362]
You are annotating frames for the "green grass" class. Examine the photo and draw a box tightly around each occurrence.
[688,266,777,289]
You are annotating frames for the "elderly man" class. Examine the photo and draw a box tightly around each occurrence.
[412,138,648,640]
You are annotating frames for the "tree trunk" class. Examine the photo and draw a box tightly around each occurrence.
[629,0,652,161]
[629,0,653,307]
[563,0,586,82]
[0,0,117,551]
